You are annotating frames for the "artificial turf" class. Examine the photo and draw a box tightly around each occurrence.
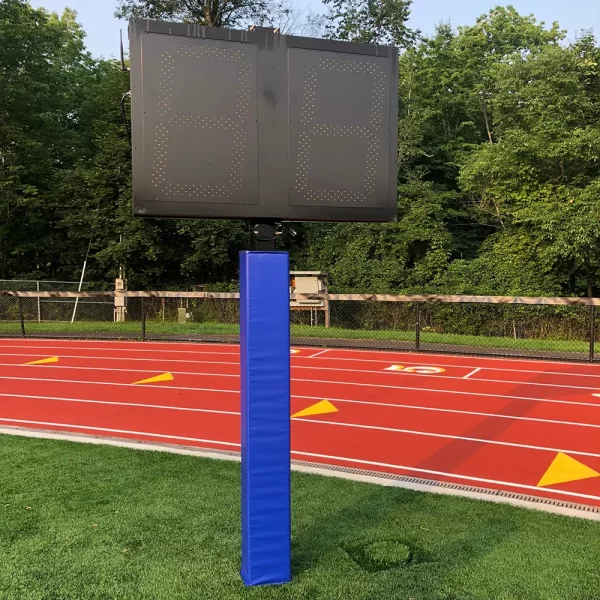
[1,434,599,599]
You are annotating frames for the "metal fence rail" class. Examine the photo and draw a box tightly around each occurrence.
[0,280,110,325]
[1,291,599,362]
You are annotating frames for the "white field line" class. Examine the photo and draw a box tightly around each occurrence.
[307,349,330,358]
[463,368,482,379]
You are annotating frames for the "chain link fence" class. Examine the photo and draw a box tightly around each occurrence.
[1,290,599,362]
[0,280,113,326]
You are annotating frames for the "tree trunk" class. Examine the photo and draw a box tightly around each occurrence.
[490,196,505,230]
[204,1,215,26]
[482,99,493,144]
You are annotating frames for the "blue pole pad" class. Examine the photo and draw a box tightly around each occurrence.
[240,251,291,586]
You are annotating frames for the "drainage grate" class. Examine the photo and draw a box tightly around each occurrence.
[290,459,600,515]
[3,425,599,517]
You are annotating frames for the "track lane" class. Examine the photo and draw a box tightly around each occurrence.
[3,358,600,402]
[5,365,600,423]
[3,338,600,508]
[4,338,600,373]
[5,350,600,391]
[3,382,600,462]
[1,395,600,506]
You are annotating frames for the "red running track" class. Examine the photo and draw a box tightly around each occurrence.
[2,338,600,508]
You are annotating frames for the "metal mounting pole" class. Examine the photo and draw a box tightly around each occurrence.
[250,221,280,251]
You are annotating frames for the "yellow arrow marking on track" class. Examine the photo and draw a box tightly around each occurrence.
[24,356,59,365]
[132,372,174,385]
[537,452,600,487]
[292,400,338,419]
[384,364,445,374]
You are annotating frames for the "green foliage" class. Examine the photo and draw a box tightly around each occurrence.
[114,0,271,27]
[322,0,417,46]
[0,0,96,279]
[459,35,600,295]
[2,1,600,298]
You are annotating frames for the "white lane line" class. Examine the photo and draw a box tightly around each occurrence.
[4,390,600,458]
[294,452,600,503]
[309,396,600,429]
[2,339,595,371]
[0,417,240,447]
[327,346,599,369]
[3,338,600,377]
[297,378,600,408]
[306,355,600,380]
[4,350,600,381]
[0,343,239,356]
[292,418,600,460]
[0,375,237,393]
[6,391,600,431]
[0,339,236,349]
[463,368,482,380]
[3,362,598,392]
[0,362,238,377]
[0,353,238,365]
[296,368,600,391]
[0,394,239,416]
[2,344,599,379]
[3,375,600,410]
[0,414,598,503]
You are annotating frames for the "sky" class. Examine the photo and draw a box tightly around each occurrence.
[30,0,600,59]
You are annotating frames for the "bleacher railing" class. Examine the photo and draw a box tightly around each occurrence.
[1,290,599,362]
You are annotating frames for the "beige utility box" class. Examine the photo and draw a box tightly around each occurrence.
[114,278,127,322]
[290,272,330,328]
[289,272,328,295]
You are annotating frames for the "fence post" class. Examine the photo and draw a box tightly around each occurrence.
[589,305,596,363]
[141,297,146,340]
[18,296,26,338]
[415,302,421,351]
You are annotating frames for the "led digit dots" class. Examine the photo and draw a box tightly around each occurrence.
[129,19,398,222]
[290,51,389,208]
[151,43,255,201]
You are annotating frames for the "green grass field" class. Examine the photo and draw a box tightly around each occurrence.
[0,319,589,355]
[1,435,600,600]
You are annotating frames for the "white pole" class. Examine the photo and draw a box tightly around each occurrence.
[71,239,92,324]
[36,280,41,323]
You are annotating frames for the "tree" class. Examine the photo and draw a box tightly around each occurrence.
[322,0,416,47]
[459,35,600,296]
[0,0,97,279]
[116,0,276,28]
